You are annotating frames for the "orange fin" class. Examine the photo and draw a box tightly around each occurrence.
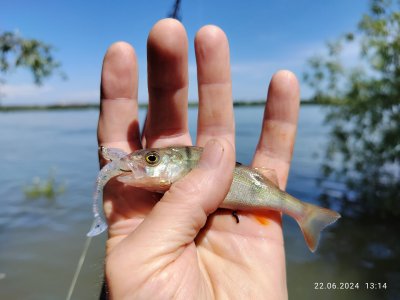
[253,214,270,226]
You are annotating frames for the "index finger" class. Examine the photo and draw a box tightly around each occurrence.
[97,42,141,158]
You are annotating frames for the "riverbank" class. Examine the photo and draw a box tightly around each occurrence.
[0,100,324,112]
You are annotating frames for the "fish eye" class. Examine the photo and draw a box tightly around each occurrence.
[145,151,160,165]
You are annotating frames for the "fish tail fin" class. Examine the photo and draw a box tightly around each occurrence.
[296,203,341,252]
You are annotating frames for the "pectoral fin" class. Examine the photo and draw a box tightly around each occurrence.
[253,214,270,225]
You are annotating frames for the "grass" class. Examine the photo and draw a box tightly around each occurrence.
[24,170,65,199]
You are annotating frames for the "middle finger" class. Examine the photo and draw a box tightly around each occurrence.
[143,18,192,148]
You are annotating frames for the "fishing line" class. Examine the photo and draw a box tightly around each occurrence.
[66,221,94,300]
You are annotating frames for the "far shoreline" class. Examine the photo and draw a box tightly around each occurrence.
[0,100,326,112]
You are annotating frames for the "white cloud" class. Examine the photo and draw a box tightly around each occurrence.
[56,89,99,102]
[1,83,54,99]
[0,83,100,105]
[226,40,363,100]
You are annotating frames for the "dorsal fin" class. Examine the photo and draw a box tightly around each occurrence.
[254,167,280,188]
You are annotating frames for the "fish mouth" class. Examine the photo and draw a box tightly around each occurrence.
[117,174,171,192]
[117,167,147,183]
[117,174,138,184]
[126,161,147,177]
[116,159,148,185]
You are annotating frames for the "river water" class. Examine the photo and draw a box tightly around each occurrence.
[0,105,398,299]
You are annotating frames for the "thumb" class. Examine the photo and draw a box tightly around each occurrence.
[112,138,235,262]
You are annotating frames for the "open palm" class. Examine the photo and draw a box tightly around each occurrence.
[97,19,299,299]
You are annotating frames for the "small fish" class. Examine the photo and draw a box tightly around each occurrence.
[87,146,341,252]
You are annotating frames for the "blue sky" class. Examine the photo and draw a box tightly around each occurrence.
[1,0,368,105]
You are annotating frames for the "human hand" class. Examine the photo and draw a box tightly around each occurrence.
[97,19,299,299]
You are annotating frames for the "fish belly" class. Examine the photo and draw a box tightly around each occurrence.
[220,165,294,214]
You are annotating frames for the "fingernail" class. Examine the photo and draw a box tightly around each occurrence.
[198,139,224,169]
